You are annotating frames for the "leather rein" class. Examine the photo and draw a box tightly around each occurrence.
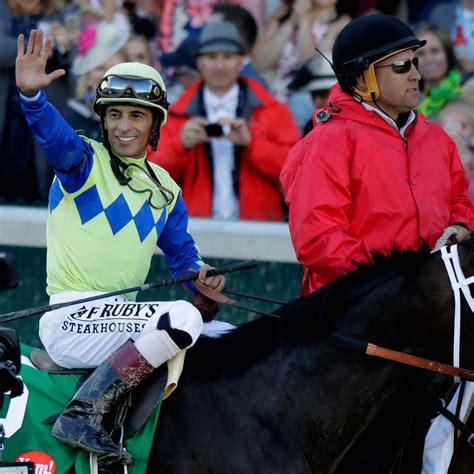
[194,245,474,382]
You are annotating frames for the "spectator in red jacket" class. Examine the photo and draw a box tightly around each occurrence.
[149,21,300,221]
[281,14,472,296]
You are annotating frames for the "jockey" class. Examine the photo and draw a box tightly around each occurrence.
[15,30,225,465]
[280,14,472,296]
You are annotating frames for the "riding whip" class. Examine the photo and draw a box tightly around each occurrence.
[0,260,258,323]
[203,291,474,382]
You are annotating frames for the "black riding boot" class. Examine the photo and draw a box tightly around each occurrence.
[51,340,155,464]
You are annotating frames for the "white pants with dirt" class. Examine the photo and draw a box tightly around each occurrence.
[39,291,203,369]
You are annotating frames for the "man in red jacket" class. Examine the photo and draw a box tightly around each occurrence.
[281,14,472,296]
[150,21,300,221]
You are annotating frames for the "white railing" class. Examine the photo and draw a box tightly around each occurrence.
[0,205,297,263]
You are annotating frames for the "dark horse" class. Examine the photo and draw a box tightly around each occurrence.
[147,239,474,473]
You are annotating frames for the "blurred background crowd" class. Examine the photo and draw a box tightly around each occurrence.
[2,0,474,217]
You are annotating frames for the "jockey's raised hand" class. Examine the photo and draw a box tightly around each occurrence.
[16,29,65,94]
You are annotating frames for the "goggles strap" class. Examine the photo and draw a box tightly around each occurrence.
[109,153,132,186]
[144,161,175,205]
[108,150,175,209]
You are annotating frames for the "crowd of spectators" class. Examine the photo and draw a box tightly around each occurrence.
[2,0,474,223]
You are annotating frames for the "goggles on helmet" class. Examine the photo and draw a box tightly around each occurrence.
[97,75,167,104]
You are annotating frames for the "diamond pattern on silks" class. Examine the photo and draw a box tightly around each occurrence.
[134,201,156,242]
[71,186,165,239]
[155,206,167,238]
[49,179,64,212]
[105,193,134,235]
[74,185,104,224]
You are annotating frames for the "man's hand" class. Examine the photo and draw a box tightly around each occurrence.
[432,224,472,252]
[197,264,225,292]
[446,224,471,245]
[192,264,225,321]
[16,29,66,94]
[220,118,251,146]
[180,117,210,149]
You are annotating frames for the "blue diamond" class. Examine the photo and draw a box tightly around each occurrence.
[155,207,167,238]
[74,185,103,224]
[49,178,64,213]
[134,201,156,242]
[104,194,133,234]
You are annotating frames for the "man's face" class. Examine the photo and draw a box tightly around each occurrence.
[373,49,421,119]
[196,52,243,95]
[416,32,448,86]
[104,104,154,158]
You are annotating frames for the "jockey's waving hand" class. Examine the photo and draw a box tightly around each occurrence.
[16,30,65,93]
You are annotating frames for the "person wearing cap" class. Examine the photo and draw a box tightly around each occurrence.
[208,3,269,89]
[287,55,337,135]
[150,21,300,221]
[280,14,472,296]
[15,29,225,465]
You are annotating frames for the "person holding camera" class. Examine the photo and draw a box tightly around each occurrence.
[150,21,300,221]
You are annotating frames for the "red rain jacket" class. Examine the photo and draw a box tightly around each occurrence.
[281,84,472,295]
[149,78,300,221]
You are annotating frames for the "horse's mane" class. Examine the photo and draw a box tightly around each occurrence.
[186,246,434,380]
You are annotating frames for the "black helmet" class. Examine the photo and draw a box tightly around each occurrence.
[332,14,426,100]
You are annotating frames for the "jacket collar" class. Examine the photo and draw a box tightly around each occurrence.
[324,84,421,134]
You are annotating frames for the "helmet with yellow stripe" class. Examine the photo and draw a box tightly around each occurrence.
[332,14,426,101]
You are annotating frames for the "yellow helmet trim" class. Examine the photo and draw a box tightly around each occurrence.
[352,46,418,101]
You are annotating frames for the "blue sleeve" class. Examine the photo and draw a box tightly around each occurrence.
[19,90,93,193]
[157,195,203,278]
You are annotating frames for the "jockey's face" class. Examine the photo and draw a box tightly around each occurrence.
[104,105,154,159]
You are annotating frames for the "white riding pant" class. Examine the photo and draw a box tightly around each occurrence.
[39,291,202,369]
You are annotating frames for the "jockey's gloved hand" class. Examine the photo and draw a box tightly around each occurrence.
[432,223,472,252]
[193,293,219,321]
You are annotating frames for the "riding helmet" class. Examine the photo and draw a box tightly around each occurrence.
[332,14,426,100]
[94,62,169,125]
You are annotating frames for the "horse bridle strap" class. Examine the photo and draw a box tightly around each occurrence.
[441,244,474,381]
[366,344,474,380]
[327,333,474,381]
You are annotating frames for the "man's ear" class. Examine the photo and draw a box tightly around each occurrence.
[355,74,368,92]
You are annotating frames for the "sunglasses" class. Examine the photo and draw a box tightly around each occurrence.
[374,57,419,74]
[97,75,167,104]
